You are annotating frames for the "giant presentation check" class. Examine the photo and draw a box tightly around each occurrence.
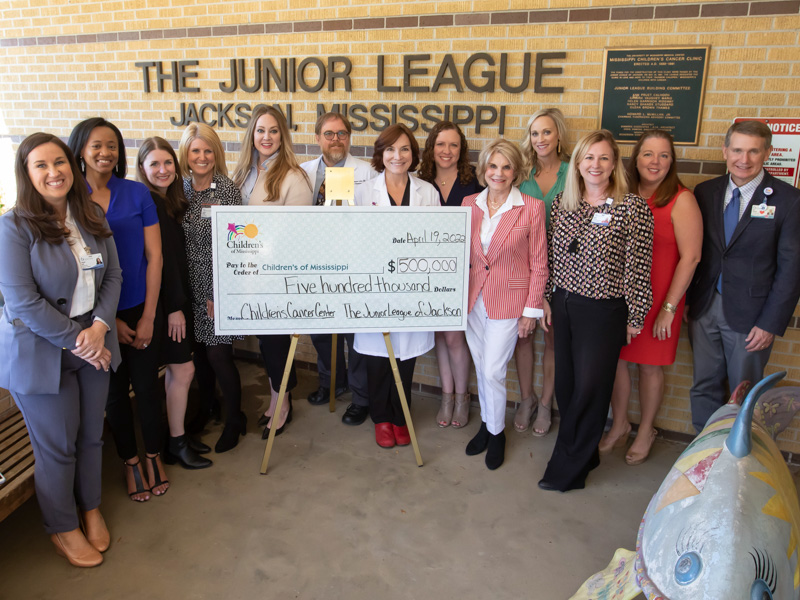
[211,206,471,335]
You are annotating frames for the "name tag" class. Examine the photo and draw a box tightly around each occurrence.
[201,204,215,218]
[591,213,612,226]
[80,253,104,270]
[751,204,775,219]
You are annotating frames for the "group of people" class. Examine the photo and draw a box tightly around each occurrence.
[1,107,798,567]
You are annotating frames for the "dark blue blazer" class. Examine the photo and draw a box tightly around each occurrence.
[687,171,800,335]
[0,209,122,394]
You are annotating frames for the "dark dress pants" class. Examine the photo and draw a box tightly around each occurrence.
[105,302,164,458]
[13,349,110,534]
[310,333,369,407]
[542,288,627,491]
[365,354,416,426]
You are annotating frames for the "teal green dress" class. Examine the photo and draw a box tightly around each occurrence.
[519,161,568,229]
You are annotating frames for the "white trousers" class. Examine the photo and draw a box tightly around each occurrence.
[465,295,520,435]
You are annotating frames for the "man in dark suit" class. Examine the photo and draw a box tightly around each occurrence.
[687,120,800,432]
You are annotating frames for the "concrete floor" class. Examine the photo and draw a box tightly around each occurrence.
[0,360,690,600]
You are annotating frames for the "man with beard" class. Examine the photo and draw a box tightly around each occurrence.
[301,113,377,425]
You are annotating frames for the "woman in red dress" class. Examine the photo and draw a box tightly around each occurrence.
[600,130,702,465]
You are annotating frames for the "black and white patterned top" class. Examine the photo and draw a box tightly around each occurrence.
[182,174,243,345]
[546,192,654,329]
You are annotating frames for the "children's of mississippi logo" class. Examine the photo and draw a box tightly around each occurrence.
[227,223,259,240]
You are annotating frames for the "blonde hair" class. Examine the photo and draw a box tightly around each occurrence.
[178,123,227,178]
[475,139,527,188]
[560,129,627,211]
[520,108,570,176]
[231,106,309,201]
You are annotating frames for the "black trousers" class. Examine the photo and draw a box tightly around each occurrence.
[365,355,416,426]
[106,302,164,458]
[310,333,369,407]
[542,288,627,491]
[256,335,297,393]
[193,342,244,427]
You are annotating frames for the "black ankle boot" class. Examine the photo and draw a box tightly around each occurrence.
[466,422,489,456]
[485,431,505,470]
[215,413,247,453]
[165,435,213,469]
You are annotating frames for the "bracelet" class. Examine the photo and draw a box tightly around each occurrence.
[662,301,677,314]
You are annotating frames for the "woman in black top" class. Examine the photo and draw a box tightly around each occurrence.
[137,137,212,470]
[418,122,482,430]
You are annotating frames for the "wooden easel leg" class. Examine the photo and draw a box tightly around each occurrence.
[329,333,337,413]
[383,332,424,467]
[260,334,300,474]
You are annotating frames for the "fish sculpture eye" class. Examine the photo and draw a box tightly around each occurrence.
[674,551,702,585]
[750,581,773,600]
[750,549,776,599]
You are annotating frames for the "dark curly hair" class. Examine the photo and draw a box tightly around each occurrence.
[418,121,474,186]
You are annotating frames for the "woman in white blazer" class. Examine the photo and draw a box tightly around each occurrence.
[354,124,438,449]
[0,133,121,567]
[232,107,312,438]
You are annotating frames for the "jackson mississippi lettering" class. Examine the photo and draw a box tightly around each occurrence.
[210,206,471,335]
[134,53,566,136]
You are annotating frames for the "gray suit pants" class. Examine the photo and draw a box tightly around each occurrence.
[688,292,772,433]
[12,350,110,534]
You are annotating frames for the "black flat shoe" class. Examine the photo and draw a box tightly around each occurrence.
[466,422,489,456]
[537,479,564,493]
[165,435,213,469]
[485,431,505,470]
[307,386,330,405]
[341,403,369,426]
[262,399,293,439]
[215,414,247,453]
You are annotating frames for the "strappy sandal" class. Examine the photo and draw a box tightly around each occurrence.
[145,453,170,496]
[451,393,470,429]
[531,401,552,437]
[436,392,455,428]
[513,395,537,433]
[123,458,150,502]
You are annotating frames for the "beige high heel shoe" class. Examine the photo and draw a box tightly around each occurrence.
[513,395,537,433]
[598,422,632,455]
[436,392,454,428]
[51,529,103,568]
[532,400,553,437]
[450,393,470,428]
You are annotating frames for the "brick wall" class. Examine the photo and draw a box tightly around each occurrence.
[1,0,800,451]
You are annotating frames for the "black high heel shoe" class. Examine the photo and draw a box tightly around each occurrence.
[215,413,247,453]
[262,395,293,439]
[257,392,292,427]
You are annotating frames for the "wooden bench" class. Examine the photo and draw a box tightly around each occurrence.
[0,398,35,523]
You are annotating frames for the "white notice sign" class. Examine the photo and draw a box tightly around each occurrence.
[211,206,471,335]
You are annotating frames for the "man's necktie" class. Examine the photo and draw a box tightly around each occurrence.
[717,187,741,293]
[316,178,326,206]
[723,186,741,245]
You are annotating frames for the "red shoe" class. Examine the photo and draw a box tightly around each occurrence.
[393,424,411,446]
[375,422,395,448]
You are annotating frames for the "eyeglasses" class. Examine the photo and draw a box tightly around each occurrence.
[322,131,350,140]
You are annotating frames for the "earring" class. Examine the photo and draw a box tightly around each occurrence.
[80,157,85,172]
[557,141,561,155]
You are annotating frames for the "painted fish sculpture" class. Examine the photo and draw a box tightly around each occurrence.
[571,372,800,600]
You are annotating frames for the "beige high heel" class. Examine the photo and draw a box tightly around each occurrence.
[51,529,103,568]
[532,401,553,437]
[598,422,632,455]
[436,392,454,428]
[513,395,537,433]
[625,428,658,466]
[451,393,470,428]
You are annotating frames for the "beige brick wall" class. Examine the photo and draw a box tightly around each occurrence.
[2,0,800,451]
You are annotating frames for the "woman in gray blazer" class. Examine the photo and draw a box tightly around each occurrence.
[0,133,122,567]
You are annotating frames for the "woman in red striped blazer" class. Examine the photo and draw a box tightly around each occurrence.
[462,139,549,470]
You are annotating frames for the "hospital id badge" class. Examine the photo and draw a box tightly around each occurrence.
[751,204,775,219]
[591,213,612,226]
[80,253,104,270]
[201,204,215,218]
